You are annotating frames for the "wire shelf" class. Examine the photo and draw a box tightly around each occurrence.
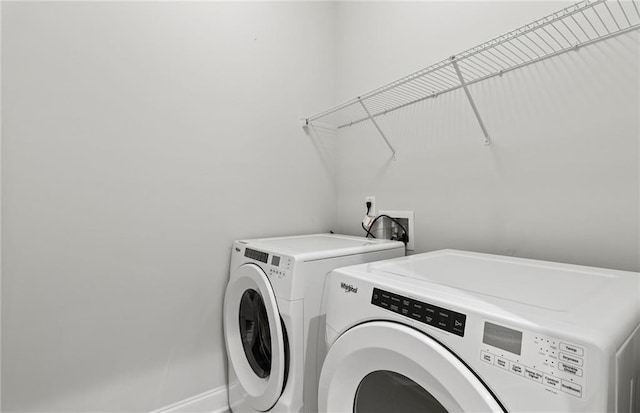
[305,0,640,132]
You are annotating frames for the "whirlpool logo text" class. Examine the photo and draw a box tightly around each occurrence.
[340,282,358,294]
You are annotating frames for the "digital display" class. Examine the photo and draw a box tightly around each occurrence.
[483,322,523,355]
[271,256,280,267]
[244,248,269,263]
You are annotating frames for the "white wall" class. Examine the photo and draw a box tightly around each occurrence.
[0,1,3,409]
[1,2,336,411]
[334,1,640,272]
[2,2,639,412]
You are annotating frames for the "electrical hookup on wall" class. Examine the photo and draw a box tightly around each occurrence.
[362,200,415,251]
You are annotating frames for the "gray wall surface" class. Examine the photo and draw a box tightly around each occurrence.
[1,2,337,411]
[333,1,640,272]
[2,1,639,412]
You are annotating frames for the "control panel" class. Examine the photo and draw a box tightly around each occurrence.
[480,321,587,399]
[244,248,293,280]
[371,288,466,337]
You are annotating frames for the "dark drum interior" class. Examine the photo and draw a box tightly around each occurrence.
[354,370,448,413]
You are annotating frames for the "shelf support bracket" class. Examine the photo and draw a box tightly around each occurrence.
[358,97,397,159]
[451,57,491,146]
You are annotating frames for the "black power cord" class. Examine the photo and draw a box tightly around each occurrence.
[362,221,374,238]
[363,214,409,245]
[362,201,374,238]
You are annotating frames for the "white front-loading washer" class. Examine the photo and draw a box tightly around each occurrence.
[318,249,640,412]
[223,234,404,412]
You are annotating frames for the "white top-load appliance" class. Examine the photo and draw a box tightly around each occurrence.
[318,249,640,412]
[223,233,404,412]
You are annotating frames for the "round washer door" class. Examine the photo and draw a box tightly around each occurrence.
[318,321,505,413]
[224,263,286,412]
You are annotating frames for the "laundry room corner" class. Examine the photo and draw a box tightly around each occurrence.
[1,1,639,412]
[332,1,640,272]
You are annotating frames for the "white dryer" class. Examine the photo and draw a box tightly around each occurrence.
[318,249,640,412]
[223,234,404,412]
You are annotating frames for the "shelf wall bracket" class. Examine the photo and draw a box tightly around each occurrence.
[451,56,491,146]
[358,97,397,159]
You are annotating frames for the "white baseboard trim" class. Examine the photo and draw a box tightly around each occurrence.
[152,385,229,413]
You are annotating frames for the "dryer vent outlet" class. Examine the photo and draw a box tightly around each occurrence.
[376,210,415,251]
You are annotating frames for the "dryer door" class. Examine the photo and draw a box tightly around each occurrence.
[224,263,286,411]
[318,321,505,413]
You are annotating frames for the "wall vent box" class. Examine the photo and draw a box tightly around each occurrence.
[376,210,415,251]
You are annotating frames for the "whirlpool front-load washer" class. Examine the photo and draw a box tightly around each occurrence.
[223,233,404,412]
[318,249,640,413]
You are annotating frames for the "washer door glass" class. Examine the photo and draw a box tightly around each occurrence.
[355,370,448,413]
[239,289,272,379]
[223,263,286,412]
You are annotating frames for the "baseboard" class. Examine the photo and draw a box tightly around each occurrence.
[152,385,229,413]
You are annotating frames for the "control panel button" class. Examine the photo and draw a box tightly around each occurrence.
[558,362,583,377]
[451,314,466,336]
[437,311,450,319]
[561,380,582,398]
[436,315,450,330]
[509,362,525,376]
[559,352,583,366]
[481,351,495,364]
[560,342,584,356]
[524,367,543,383]
[495,357,509,370]
[424,313,436,325]
[543,375,561,389]
[452,315,465,328]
